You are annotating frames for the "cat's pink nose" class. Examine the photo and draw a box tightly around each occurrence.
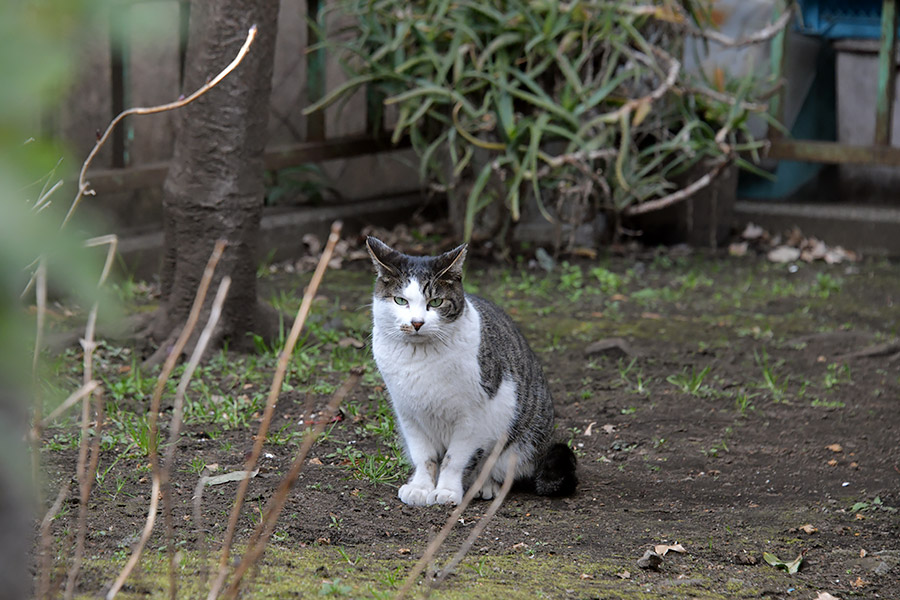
[411,320,424,331]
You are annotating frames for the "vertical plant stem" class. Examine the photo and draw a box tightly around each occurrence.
[222,368,363,599]
[207,221,343,600]
[163,276,231,600]
[428,453,519,593]
[396,436,508,600]
[37,483,70,600]
[106,240,227,600]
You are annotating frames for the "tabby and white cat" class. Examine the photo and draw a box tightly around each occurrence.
[366,237,577,506]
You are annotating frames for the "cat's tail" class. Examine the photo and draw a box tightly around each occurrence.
[533,443,577,496]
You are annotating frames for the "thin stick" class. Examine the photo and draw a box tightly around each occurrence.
[163,276,232,600]
[37,483,70,600]
[222,368,363,599]
[64,392,105,599]
[106,240,227,600]
[207,221,344,600]
[30,259,48,506]
[624,159,730,216]
[428,453,519,593]
[60,25,258,230]
[691,9,792,48]
[63,233,118,599]
[39,380,102,427]
[395,436,509,600]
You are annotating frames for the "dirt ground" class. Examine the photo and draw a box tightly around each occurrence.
[39,247,899,599]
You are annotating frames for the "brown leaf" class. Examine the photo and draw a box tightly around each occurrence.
[850,576,868,588]
[799,524,817,534]
[654,543,687,556]
[616,570,631,579]
[814,593,841,600]
[827,443,843,453]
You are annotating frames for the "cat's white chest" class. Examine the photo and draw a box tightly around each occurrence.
[372,298,486,425]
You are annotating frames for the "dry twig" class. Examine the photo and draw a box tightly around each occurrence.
[163,276,232,600]
[428,453,520,594]
[396,436,509,600]
[106,240,227,600]
[222,368,363,599]
[624,159,730,216]
[207,221,344,600]
[37,483,70,600]
[61,25,259,229]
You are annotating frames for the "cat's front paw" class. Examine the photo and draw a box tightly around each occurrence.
[398,483,433,506]
[426,487,462,506]
[477,479,500,500]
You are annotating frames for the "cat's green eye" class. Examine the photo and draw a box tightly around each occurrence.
[393,296,408,306]
[428,298,444,308]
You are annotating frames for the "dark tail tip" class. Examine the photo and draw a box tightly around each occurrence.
[534,443,577,497]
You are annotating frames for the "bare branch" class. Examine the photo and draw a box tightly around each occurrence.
[163,276,231,600]
[222,368,364,599]
[61,25,259,230]
[37,483,70,600]
[38,380,102,427]
[428,453,520,594]
[106,240,228,600]
[64,392,104,600]
[691,9,793,48]
[208,220,344,600]
[396,436,509,600]
[624,159,731,216]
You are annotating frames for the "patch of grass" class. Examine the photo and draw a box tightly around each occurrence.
[667,365,712,397]
[823,362,852,389]
[755,349,789,402]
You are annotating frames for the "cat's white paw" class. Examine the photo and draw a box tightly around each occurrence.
[398,483,432,506]
[477,480,500,500]
[427,487,462,506]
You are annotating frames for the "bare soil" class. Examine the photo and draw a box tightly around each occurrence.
[39,250,900,599]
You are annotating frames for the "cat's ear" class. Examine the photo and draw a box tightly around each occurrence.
[366,236,401,278]
[434,244,467,281]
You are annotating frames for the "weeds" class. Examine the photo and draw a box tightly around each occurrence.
[755,349,789,402]
[666,365,712,397]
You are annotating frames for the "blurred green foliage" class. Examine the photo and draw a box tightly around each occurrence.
[1,0,112,386]
[309,0,780,241]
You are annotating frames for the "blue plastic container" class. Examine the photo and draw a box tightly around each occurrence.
[797,0,890,39]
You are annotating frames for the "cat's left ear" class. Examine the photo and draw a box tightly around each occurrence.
[434,244,467,281]
[366,236,401,279]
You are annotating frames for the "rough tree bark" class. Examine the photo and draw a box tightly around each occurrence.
[149,0,280,361]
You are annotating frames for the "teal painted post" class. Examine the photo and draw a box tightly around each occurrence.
[875,0,898,146]
[306,0,326,141]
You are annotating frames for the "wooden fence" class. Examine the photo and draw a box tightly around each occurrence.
[57,0,417,224]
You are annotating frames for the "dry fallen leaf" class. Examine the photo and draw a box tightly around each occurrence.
[728,241,748,257]
[850,576,868,588]
[308,457,323,465]
[799,524,817,534]
[814,593,841,600]
[616,570,631,579]
[654,543,687,556]
[859,549,867,558]
[827,443,843,453]
[398,548,411,555]
[602,424,617,435]
[827,459,838,467]
[767,245,801,263]
[584,422,597,436]
[579,573,594,580]
[741,222,765,240]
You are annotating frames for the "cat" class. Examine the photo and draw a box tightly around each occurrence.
[366,236,577,506]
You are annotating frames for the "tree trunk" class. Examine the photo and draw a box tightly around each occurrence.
[149,0,280,360]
